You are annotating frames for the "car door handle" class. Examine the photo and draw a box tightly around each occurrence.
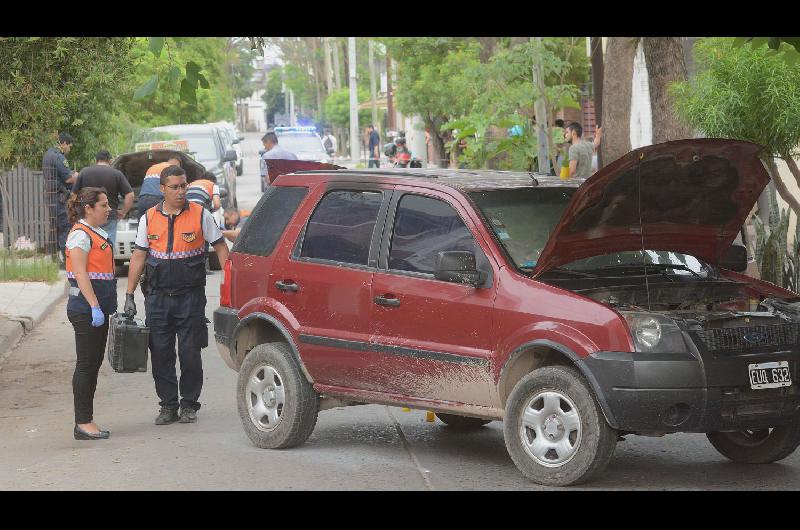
[275,280,299,292]
[374,295,400,307]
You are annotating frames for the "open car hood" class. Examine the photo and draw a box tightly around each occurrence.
[265,159,345,184]
[532,139,771,277]
[112,150,207,189]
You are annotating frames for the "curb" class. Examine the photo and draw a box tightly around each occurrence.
[0,279,68,364]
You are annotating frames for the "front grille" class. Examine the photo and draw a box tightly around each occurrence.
[694,323,800,352]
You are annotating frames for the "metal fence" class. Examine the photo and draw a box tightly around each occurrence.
[0,165,55,253]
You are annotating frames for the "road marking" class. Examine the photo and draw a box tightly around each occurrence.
[385,406,435,491]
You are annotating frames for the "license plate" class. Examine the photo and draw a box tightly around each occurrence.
[748,361,792,389]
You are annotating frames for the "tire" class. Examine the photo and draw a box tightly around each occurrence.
[503,365,617,486]
[436,413,492,429]
[707,418,800,464]
[236,162,243,176]
[237,342,319,449]
[208,250,222,271]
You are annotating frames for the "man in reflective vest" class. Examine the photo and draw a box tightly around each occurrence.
[186,172,220,211]
[124,164,229,425]
[137,156,182,216]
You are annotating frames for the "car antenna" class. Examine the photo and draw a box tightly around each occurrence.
[527,172,539,185]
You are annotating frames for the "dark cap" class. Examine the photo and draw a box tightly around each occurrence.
[58,132,74,145]
[95,149,112,162]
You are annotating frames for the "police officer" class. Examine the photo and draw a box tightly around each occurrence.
[43,132,78,261]
[124,165,229,425]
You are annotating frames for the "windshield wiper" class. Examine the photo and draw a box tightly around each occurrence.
[589,263,702,279]
[533,267,598,278]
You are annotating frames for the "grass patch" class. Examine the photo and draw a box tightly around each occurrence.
[0,253,60,283]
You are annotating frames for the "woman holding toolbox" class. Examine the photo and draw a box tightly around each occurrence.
[65,187,117,440]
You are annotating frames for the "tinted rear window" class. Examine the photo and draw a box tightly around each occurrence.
[300,190,383,265]
[232,186,308,257]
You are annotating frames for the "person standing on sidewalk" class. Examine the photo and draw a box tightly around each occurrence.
[366,125,381,168]
[64,187,116,440]
[43,132,78,262]
[137,156,182,216]
[564,122,594,179]
[71,150,134,249]
[124,165,229,425]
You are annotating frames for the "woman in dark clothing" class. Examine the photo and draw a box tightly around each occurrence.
[65,187,117,440]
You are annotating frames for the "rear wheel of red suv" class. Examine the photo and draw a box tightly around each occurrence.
[504,366,617,486]
[236,342,319,449]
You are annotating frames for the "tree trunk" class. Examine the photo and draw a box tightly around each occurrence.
[478,37,498,63]
[765,157,800,219]
[601,37,638,164]
[323,37,334,95]
[332,39,342,89]
[510,37,528,48]
[306,38,323,119]
[642,37,693,144]
[425,115,447,166]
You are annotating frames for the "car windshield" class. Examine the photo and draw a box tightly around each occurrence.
[277,135,325,153]
[562,250,710,277]
[176,133,218,162]
[468,188,576,269]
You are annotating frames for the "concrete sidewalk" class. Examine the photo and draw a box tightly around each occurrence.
[0,273,67,362]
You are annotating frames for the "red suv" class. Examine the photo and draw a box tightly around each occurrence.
[215,139,800,486]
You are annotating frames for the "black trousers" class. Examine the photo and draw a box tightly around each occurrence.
[145,287,208,411]
[68,311,109,424]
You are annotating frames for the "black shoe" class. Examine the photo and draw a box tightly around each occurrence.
[74,425,110,440]
[178,408,197,423]
[155,407,180,425]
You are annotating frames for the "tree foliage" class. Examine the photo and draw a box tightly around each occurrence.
[673,38,800,159]
[323,87,372,129]
[0,37,137,168]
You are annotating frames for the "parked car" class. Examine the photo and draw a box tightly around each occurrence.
[274,126,333,164]
[214,140,800,486]
[145,123,238,209]
[214,121,244,176]
[111,149,224,271]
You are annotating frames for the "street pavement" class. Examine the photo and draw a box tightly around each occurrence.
[2,133,800,490]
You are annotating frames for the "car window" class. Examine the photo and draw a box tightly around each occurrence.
[388,194,477,275]
[300,191,383,266]
[233,186,309,257]
[468,188,576,270]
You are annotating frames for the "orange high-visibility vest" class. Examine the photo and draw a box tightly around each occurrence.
[65,222,117,314]
[188,179,215,197]
[144,201,208,292]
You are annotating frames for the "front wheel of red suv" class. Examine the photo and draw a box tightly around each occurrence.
[503,366,617,486]
[237,342,319,449]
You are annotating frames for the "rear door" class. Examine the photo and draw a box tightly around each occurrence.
[365,186,498,405]
[269,182,393,387]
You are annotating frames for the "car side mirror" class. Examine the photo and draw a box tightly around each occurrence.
[237,136,245,142]
[435,251,485,287]
[224,149,237,162]
[231,138,240,144]
[722,244,748,272]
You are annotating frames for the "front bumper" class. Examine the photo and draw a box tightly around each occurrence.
[584,348,800,433]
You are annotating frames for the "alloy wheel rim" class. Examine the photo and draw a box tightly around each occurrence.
[246,363,286,432]
[519,390,582,468]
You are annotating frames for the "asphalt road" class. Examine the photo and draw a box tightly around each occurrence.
[2,135,799,490]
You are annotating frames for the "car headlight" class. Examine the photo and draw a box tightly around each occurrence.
[620,311,688,353]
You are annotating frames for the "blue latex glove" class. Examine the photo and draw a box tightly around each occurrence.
[90,306,105,327]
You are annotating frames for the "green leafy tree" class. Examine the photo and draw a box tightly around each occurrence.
[0,37,137,169]
[672,37,800,218]
[323,87,372,129]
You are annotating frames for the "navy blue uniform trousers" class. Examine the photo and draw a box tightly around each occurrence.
[145,287,208,411]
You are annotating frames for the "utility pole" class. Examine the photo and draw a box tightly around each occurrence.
[323,37,334,95]
[531,37,551,174]
[348,37,360,164]
[386,52,395,131]
[369,40,379,133]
